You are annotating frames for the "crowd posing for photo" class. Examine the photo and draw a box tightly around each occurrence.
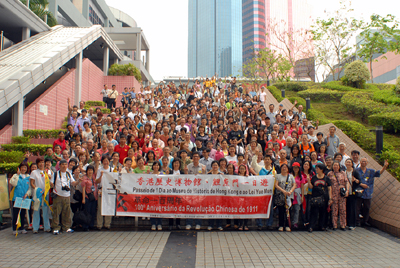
[9,76,389,235]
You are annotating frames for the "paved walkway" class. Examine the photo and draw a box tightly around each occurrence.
[1,227,400,267]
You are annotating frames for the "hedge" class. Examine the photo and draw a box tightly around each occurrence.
[375,83,395,91]
[332,120,375,153]
[369,112,400,133]
[380,149,400,179]
[101,108,111,114]
[322,81,360,91]
[298,89,345,102]
[372,90,400,106]
[23,129,64,139]
[11,136,30,144]
[86,101,105,107]
[0,151,25,163]
[288,96,307,108]
[1,144,49,155]
[341,92,400,122]
[307,109,330,125]
[267,86,284,102]
[273,82,309,92]
[0,163,20,174]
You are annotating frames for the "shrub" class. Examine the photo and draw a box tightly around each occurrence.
[273,82,309,92]
[288,97,307,108]
[108,63,142,82]
[372,90,400,106]
[1,144,48,155]
[375,83,395,91]
[11,136,30,144]
[322,81,359,91]
[267,86,284,102]
[333,120,375,152]
[344,60,370,88]
[341,92,400,122]
[381,149,400,179]
[86,101,105,107]
[307,109,330,125]
[0,151,25,163]
[298,89,345,102]
[23,129,64,139]
[101,108,111,114]
[369,112,400,133]
[395,76,400,95]
[365,84,380,91]
[0,163,20,174]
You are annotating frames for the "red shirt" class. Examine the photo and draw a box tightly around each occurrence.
[53,139,66,152]
[114,144,130,164]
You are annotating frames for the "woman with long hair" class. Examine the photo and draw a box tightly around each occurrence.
[150,161,163,231]
[237,164,250,231]
[274,164,296,232]
[81,165,98,231]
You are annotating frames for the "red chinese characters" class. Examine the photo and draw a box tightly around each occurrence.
[137,177,144,186]
[193,178,201,186]
[146,178,154,186]
[260,179,269,187]
[155,178,163,186]
[175,178,182,186]
[212,178,221,186]
[184,178,192,186]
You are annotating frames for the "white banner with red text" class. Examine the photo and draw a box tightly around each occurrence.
[101,172,274,219]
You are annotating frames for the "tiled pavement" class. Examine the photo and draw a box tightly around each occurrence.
[196,228,400,267]
[1,227,400,267]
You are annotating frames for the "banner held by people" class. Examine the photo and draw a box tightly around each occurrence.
[102,172,274,219]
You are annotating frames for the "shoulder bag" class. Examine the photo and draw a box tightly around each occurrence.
[274,175,289,206]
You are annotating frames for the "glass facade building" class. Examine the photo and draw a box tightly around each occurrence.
[242,0,266,64]
[188,0,242,78]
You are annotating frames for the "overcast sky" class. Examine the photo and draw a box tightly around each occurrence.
[105,0,400,81]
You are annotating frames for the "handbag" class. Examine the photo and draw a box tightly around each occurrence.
[334,173,347,197]
[73,209,92,226]
[274,175,290,206]
[354,186,364,198]
[310,196,325,207]
[73,190,83,202]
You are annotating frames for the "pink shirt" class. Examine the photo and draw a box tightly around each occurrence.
[293,174,306,205]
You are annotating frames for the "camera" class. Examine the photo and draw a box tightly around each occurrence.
[62,185,70,191]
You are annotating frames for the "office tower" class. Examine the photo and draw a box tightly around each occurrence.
[188,0,243,78]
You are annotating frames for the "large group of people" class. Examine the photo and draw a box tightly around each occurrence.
[9,76,389,235]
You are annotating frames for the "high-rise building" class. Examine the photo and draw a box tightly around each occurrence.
[188,0,243,78]
[242,0,267,64]
[242,0,312,64]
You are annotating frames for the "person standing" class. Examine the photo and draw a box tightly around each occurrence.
[50,159,80,234]
[325,126,339,157]
[10,163,31,235]
[95,155,113,230]
[107,85,119,109]
[308,163,332,232]
[30,158,51,234]
[101,84,108,107]
[344,159,361,230]
[327,161,350,230]
[356,157,388,227]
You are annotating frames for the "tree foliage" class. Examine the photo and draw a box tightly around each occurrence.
[312,0,364,81]
[21,0,57,27]
[357,14,400,83]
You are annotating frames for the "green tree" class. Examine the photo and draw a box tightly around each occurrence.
[357,14,400,83]
[312,0,364,80]
[242,56,261,88]
[21,0,57,27]
[275,56,292,82]
[344,60,370,88]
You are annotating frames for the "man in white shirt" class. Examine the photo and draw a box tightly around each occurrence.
[30,158,51,233]
[50,160,80,235]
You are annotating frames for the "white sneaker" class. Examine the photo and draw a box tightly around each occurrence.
[20,229,28,234]
[218,227,223,231]
[278,227,283,232]
[151,225,156,231]
[195,225,201,230]
[66,229,74,233]
[186,225,191,230]
[285,227,291,232]
[207,226,212,231]
[157,225,162,231]
[53,230,59,235]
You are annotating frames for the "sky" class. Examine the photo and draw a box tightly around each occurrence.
[105,0,400,82]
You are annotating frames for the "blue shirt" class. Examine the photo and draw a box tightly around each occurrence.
[249,91,257,98]
[130,92,136,99]
[356,167,380,199]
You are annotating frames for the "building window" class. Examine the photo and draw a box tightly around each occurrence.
[89,5,104,27]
